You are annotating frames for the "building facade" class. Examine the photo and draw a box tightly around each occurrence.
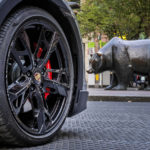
[72,0,111,87]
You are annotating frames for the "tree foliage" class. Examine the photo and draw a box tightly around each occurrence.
[77,0,150,39]
[68,0,80,4]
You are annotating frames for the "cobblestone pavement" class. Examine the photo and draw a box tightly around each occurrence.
[1,101,150,150]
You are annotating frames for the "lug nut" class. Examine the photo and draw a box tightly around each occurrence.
[31,86,34,91]
[27,72,31,77]
[34,62,37,67]
[44,67,46,71]
[40,86,43,91]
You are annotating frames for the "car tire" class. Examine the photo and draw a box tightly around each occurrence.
[0,7,74,146]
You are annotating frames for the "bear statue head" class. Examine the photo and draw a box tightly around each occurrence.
[87,52,105,74]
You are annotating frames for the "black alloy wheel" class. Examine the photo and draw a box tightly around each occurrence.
[0,7,74,146]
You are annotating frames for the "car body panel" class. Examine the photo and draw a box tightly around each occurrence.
[0,0,88,116]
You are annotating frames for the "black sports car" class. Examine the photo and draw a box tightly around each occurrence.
[0,0,88,146]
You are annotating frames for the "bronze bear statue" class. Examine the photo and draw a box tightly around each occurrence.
[87,37,150,90]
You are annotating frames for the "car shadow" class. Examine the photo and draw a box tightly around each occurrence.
[0,129,82,149]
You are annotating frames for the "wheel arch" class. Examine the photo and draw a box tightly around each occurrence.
[0,0,87,116]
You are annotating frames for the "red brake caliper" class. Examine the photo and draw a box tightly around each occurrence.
[34,43,52,100]
[45,60,52,99]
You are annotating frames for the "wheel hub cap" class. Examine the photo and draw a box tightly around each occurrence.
[34,72,41,83]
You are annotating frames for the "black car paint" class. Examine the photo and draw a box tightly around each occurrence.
[0,0,88,117]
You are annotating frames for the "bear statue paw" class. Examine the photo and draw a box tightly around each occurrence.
[144,86,150,91]
[112,84,127,90]
[105,85,116,90]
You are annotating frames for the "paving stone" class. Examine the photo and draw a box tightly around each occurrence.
[1,101,150,150]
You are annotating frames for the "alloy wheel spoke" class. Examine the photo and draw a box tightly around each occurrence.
[11,49,26,73]
[14,92,28,115]
[46,68,68,83]
[36,109,46,134]
[55,48,63,82]
[37,108,52,134]
[39,32,59,69]
[34,26,45,57]
[11,31,34,73]
[33,89,46,133]
[43,78,69,97]
[33,88,52,133]
[20,30,31,51]
[8,76,31,101]
[20,30,34,69]
[8,76,31,114]
[46,68,66,74]
[55,46,69,82]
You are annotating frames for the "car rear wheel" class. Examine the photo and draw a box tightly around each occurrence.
[0,7,74,146]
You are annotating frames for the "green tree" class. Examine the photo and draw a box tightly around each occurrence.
[77,0,150,40]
